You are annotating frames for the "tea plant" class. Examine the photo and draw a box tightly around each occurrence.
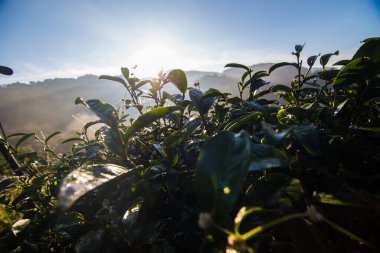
[0,38,379,253]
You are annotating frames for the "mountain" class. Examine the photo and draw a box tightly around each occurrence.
[0,63,305,150]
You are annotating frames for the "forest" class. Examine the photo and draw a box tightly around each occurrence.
[0,37,379,253]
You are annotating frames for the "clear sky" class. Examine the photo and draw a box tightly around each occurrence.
[0,0,379,84]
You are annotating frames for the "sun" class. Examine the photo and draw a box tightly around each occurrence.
[129,35,185,75]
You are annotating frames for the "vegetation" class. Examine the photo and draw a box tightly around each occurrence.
[0,38,379,253]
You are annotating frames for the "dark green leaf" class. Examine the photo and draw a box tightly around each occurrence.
[195,131,252,220]
[224,112,263,131]
[269,62,298,74]
[99,75,127,88]
[224,63,250,72]
[285,219,331,253]
[76,98,118,128]
[334,99,350,117]
[245,173,291,206]
[295,42,306,53]
[84,120,103,133]
[270,84,292,95]
[333,57,369,86]
[58,164,131,210]
[124,106,182,140]
[15,133,35,151]
[45,131,61,144]
[75,230,104,253]
[356,127,380,133]
[320,51,339,67]
[203,88,225,98]
[133,80,151,90]
[121,67,130,80]
[189,88,215,115]
[167,69,188,94]
[307,54,320,67]
[253,79,270,93]
[98,126,125,156]
[183,118,203,135]
[56,212,85,230]
[249,158,286,171]
[352,37,380,63]
[189,88,204,114]
[252,70,268,80]
[333,60,351,66]
[61,137,85,144]
[261,122,292,146]
[241,70,250,82]
[319,69,339,81]
[0,65,13,75]
[163,131,186,165]
[292,124,319,156]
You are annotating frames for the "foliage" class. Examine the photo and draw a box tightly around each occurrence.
[1,38,380,253]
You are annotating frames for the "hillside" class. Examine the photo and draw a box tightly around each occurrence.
[0,63,305,146]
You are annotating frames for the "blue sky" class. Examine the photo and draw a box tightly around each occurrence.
[0,0,379,84]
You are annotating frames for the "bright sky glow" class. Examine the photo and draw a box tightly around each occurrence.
[0,0,379,84]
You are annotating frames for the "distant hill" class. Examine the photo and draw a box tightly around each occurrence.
[0,63,308,150]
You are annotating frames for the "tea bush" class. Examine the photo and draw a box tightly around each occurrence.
[0,38,379,253]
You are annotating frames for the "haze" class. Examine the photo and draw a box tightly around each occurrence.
[1,0,379,85]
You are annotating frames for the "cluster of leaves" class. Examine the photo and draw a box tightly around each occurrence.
[1,38,380,253]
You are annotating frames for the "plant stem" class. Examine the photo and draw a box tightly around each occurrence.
[241,213,308,240]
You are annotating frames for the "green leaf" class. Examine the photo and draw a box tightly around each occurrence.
[121,67,130,80]
[167,69,188,94]
[183,118,203,135]
[245,173,291,206]
[269,62,298,74]
[15,133,35,151]
[224,112,263,131]
[356,127,380,133]
[224,63,250,72]
[133,80,151,90]
[334,99,350,117]
[76,98,118,129]
[261,122,293,146]
[58,164,131,210]
[61,137,85,144]
[195,131,252,220]
[124,106,182,140]
[75,230,105,253]
[295,42,306,53]
[203,88,225,98]
[285,219,331,253]
[99,75,127,88]
[0,65,13,75]
[12,219,31,236]
[307,54,320,67]
[333,57,369,87]
[56,212,85,230]
[319,69,340,81]
[352,37,380,63]
[249,158,286,172]
[163,131,186,165]
[320,51,339,67]
[333,59,351,66]
[45,131,61,145]
[84,120,103,133]
[189,88,216,115]
[252,79,269,91]
[252,70,268,80]
[292,124,319,156]
[189,88,204,113]
[270,84,292,95]
[98,126,125,156]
